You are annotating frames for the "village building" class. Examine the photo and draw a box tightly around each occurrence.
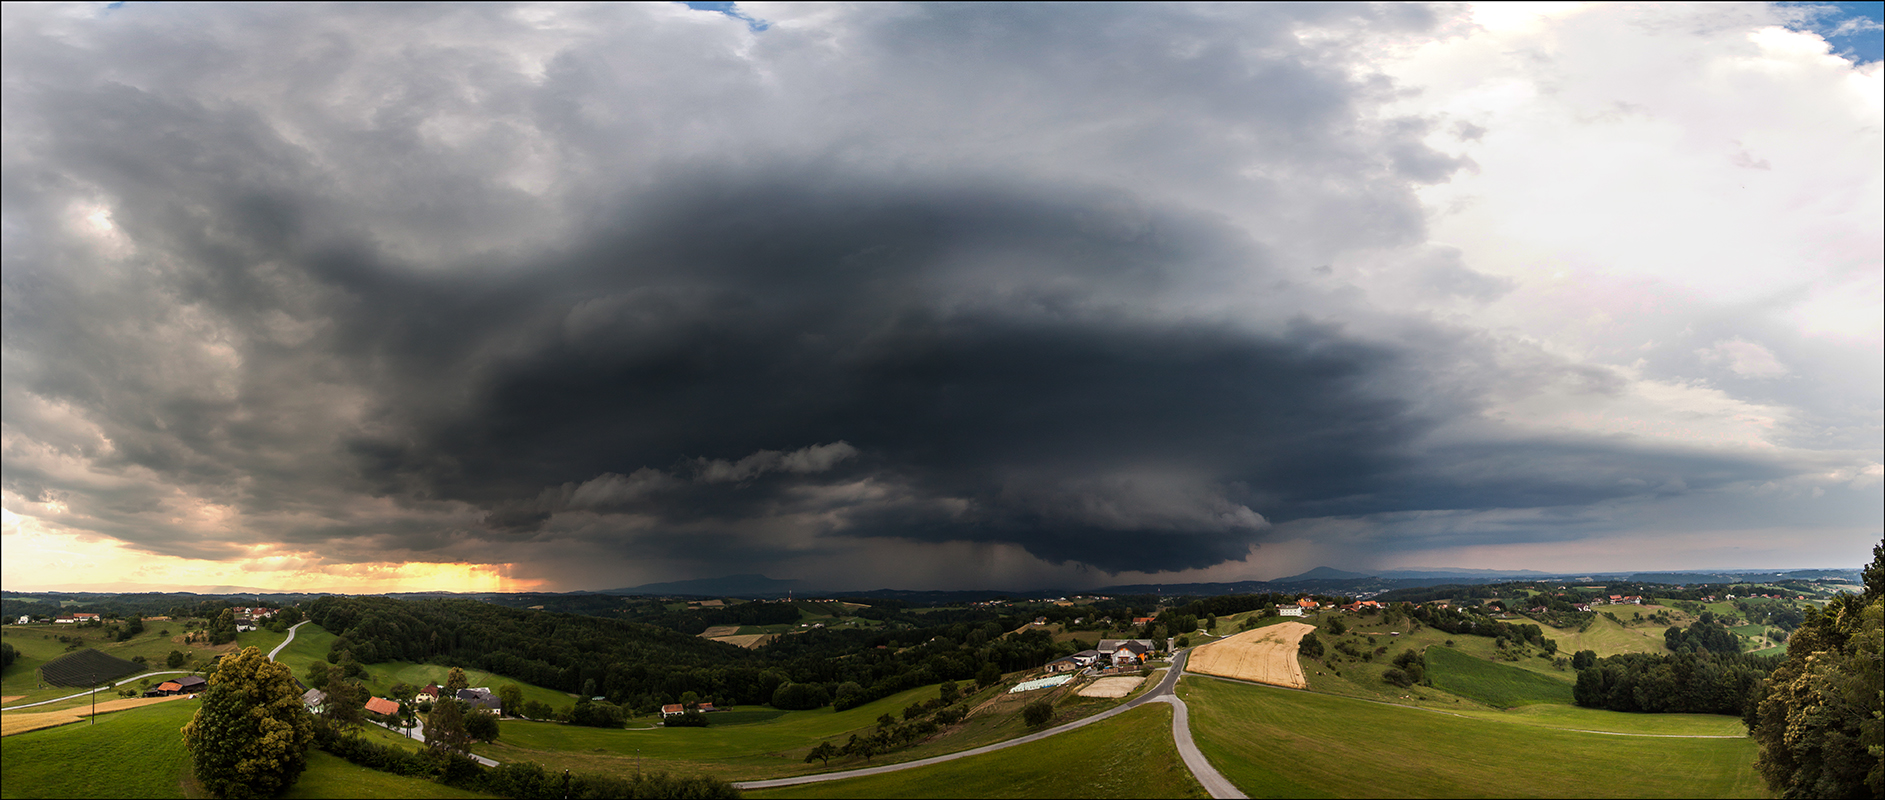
[1277,606,1303,617]
[15,615,30,625]
[301,688,327,711]
[364,697,401,716]
[661,703,686,718]
[418,683,441,702]
[457,688,502,711]
[1095,639,1154,668]
[696,702,717,713]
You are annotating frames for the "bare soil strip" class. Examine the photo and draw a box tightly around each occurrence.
[1,695,188,737]
[709,633,778,649]
[698,625,741,638]
[1076,676,1144,698]
[0,696,22,703]
[1186,621,1316,689]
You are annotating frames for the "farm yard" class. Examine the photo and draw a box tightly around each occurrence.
[1184,621,1315,688]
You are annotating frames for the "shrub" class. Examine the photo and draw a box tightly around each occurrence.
[663,710,708,727]
[771,682,830,710]
[1021,699,1054,727]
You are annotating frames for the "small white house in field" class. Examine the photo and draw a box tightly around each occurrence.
[16,615,30,625]
[1277,606,1304,617]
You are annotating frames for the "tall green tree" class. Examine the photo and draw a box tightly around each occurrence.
[498,683,524,716]
[444,666,470,693]
[1746,542,1884,798]
[181,646,315,799]
[208,609,239,646]
[321,678,366,733]
[426,697,472,757]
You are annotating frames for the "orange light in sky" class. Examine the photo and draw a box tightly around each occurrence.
[1,507,543,593]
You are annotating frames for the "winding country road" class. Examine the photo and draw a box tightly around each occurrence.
[0,620,312,713]
[735,649,1246,799]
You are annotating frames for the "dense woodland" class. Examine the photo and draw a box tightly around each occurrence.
[303,595,1079,714]
[1573,650,1777,715]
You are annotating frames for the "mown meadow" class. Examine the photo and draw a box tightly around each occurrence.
[1180,676,1763,799]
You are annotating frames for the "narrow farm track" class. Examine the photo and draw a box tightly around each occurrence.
[3,620,313,713]
[735,649,1247,799]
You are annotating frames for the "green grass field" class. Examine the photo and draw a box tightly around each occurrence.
[265,624,575,711]
[746,702,1204,799]
[471,676,1115,783]
[283,751,491,799]
[1181,677,1764,798]
[0,695,199,799]
[2,620,239,708]
[1425,646,1574,708]
[1,691,490,799]
[1519,612,1669,657]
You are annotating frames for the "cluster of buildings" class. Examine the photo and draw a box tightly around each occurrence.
[660,702,721,717]
[39,612,102,625]
[1042,639,1156,674]
[300,680,502,717]
[142,675,207,698]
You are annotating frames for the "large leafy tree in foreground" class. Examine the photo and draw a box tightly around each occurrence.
[182,646,316,798]
[1746,542,1884,798]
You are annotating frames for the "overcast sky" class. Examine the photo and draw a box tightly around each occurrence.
[3,2,1879,594]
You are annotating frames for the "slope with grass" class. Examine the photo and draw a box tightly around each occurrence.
[1527,612,1670,656]
[2,621,223,706]
[1181,677,1763,798]
[0,695,199,799]
[745,702,1205,799]
[283,751,493,799]
[1424,646,1574,708]
[2,692,492,799]
[472,675,1127,783]
[268,624,573,711]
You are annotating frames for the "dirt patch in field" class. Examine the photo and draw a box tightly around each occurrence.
[1186,621,1316,689]
[1076,676,1143,698]
[698,626,741,638]
[0,696,23,703]
[709,634,777,649]
[1,695,188,737]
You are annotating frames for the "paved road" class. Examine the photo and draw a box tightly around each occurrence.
[365,717,502,766]
[0,670,200,711]
[736,649,1244,798]
[3,620,315,712]
[269,620,308,660]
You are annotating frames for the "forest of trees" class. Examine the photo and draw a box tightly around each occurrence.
[302,595,1076,714]
[1663,613,1742,654]
[1744,544,1883,799]
[1572,650,1777,715]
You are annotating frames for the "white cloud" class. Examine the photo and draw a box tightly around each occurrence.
[1697,337,1790,378]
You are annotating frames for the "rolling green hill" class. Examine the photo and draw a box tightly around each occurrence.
[1181,676,1762,798]
[1,697,488,799]
[746,702,1203,799]
[1425,646,1574,708]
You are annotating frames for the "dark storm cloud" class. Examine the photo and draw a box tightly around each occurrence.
[1,3,1833,583]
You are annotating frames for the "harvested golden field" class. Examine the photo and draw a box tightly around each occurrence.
[1,695,187,737]
[699,626,741,638]
[1186,621,1316,689]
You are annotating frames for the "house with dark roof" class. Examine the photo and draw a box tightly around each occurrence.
[1095,639,1154,667]
[176,675,207,693]
[418,683,440,701]
[302,688,327,711]
[457,688,502,711]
